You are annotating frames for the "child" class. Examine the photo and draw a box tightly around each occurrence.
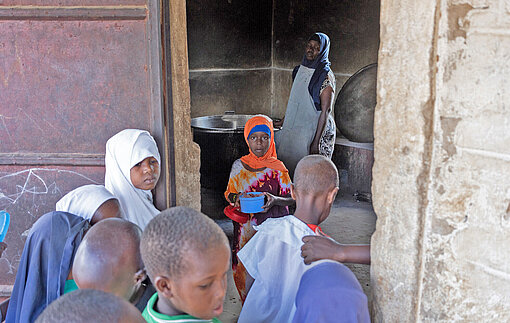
[140,207,230,323]
[71,218,147,304]
[105,129,161,229]
[292,260,370,323]
[237,155,339,323]
[224,114,293,301]
[6,212,90,323]
[56,184,122,224]
[35,289,145,323]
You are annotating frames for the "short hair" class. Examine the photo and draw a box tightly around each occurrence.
[141,207,229,280]
[294,155,339,195]
[72,218,143,291]
[36,289,142,323]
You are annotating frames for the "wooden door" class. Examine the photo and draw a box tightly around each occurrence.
[0,0,168,293]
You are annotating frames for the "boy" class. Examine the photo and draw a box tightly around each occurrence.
[140,207,230,323]
[71,218,147,304]
[35,289,145,323]
[237,155,339,323]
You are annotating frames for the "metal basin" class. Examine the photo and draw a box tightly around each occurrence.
[192,114,253,191]
[191,114,253,133]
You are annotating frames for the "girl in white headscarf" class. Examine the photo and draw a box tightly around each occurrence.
[105,129,161,229]
[56,184,122,225]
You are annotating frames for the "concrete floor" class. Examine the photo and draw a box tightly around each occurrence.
[211,190,377,322]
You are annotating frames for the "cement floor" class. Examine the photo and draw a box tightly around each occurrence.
[211,190,377,322]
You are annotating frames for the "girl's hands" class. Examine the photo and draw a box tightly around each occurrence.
[233,192,246,208]
[261,192,277,213]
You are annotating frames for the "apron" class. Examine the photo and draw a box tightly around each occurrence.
[276,65,321,175]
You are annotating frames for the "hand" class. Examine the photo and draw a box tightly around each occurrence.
[260,192,277,213]
[301,235,342,265]
[0,242,7,258]
[309,141,319,154]
[273,118,284,128]
[233,192,245,208]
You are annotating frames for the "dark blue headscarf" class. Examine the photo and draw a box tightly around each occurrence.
[292,32,331,111]
[6,212,89,323]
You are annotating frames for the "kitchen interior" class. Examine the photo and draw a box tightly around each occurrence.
[186,0,380,319]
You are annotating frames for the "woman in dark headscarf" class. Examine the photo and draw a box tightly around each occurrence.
[275,32,336,175]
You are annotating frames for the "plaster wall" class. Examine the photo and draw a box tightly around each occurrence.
[187,0,380,119]
[371,0,510,321]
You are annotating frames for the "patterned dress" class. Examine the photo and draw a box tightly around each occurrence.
[318,72,336,158]
[225,159,292,302]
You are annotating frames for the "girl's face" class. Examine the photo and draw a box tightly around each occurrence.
[130,157,160,190]
[248,131,270,158]
[305,40,321,61]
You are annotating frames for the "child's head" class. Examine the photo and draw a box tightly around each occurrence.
[141,207,230,319]
[72,218,146,303]
[56,185,122,224]
[36,289,145,323]
[292,155,339,223]
[106,129,161,191]
[244,115,274,158]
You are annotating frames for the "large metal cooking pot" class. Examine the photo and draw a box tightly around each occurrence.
[191,113,252,191]
[335,63,377,143]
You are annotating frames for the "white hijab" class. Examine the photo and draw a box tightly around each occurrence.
[56,184,117,222]
[105,129,161,229]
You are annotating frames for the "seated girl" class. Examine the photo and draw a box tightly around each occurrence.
[105,129,161,230]
[56,184,122,225]
[7,185,121,322]
[224,115,294,302]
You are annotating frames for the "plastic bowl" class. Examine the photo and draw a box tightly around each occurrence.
[239,192,265,213]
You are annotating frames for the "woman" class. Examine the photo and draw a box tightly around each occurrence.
[275,32,336,175]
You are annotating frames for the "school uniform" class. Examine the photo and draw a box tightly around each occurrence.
[142,293,222,323]
[237,215,316,323]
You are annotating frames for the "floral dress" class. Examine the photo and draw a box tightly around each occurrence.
[224,159,292,302]
[318,72,336,158]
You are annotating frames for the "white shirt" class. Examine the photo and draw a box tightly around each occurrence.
[237,215,315,323]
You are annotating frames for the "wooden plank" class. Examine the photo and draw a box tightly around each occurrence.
[0,153,104,166]
[0,6,147,20]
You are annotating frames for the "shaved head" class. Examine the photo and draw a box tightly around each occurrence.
[72,218,145,301]
[36,289,145,323]
[294,155,339,195]
[141,206,229,281]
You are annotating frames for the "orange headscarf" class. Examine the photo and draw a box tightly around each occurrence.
[241,115,288,173]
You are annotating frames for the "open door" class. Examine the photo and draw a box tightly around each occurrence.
[0,0,170,293]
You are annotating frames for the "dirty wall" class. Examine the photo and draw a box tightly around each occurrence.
[187,0,380,119]
[371,0,510,321]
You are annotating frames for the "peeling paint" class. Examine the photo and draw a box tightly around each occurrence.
[440,116,461,161]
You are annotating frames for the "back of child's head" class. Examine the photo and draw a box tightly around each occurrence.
[294,155,339,196]
[35,289,145,323]
[72,218,145,301]
[141,206,229,280]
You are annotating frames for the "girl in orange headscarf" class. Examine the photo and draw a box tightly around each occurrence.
[224,115,294,302]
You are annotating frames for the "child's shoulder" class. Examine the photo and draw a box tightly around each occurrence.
[228,159,244,177]
[255,215,313,244]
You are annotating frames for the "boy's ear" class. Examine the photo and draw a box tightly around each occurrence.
[290,184,297,200]
[154,275,173,299]
[327,187,339,204]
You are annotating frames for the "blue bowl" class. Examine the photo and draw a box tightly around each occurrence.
[239,192,265,213]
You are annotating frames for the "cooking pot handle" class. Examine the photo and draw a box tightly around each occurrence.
[224,110,235,115]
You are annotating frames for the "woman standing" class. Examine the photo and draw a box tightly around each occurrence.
[275,32,336,175]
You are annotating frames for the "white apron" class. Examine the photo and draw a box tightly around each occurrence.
[276,65,321,174]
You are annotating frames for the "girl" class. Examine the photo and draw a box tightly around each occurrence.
[224,115,293,302]
[56,184,122,225]
[105,129,161,230]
